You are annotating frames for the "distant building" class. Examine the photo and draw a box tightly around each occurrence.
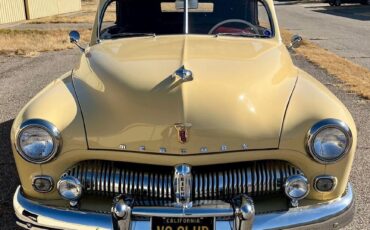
[0,0,82,24]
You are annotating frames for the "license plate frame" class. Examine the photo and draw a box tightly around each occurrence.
[151,216,214,230]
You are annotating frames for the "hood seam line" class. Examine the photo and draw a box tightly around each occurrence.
[278,75,299,148]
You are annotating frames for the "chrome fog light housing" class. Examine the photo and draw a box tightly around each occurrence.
[57,176,82,201]
[32,176,53,193]
[314,176,337,192]
[306,119,352,164]
[16,119,61,164]
[284,175,309,207]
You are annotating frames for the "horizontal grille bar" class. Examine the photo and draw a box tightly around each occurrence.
[65,160,302,204]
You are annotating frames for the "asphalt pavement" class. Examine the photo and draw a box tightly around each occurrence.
[0,49,369,229]
[275,2,370,70]
[0,49,81,229]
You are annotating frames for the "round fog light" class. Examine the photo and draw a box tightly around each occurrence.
[284,175,309,206]
[314,176,337,192]
[57,176,82,201]
[33,176,53,193]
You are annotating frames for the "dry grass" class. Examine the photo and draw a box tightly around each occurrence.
[281,29,370,99]
[28,13,96,24]
[27,11,115,25]
[81,3,101,12]
[0,29,91,56]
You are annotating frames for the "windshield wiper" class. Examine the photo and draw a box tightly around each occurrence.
[109,32,156,39]
[215,33,270,38]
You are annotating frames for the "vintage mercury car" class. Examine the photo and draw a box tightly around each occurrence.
[12,0,356,229]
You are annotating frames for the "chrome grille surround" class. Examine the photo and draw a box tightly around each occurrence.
[64,160,302,205]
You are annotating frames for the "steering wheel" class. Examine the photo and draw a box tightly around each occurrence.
[208,19,259,35]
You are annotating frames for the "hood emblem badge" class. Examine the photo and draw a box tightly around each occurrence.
[174,123,192,144]
[172,66,193,82]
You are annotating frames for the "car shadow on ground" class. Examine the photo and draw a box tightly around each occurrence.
[0,119,21,229]
[274,0,304,5]
[308,5,370,21]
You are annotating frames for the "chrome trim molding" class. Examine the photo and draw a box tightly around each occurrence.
[306,118,353,164]
[13,184,355,230]
[314,175,338,193]
[15,119,62,164]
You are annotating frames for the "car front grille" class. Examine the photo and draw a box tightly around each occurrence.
[64,160,302,205]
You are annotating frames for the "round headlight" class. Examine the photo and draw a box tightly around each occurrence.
[57,176,82,201]
[284,175,309,200]
[306,119,352,164]
[16,119,61,164]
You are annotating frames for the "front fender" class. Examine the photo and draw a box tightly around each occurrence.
[11,72,87,199]
[280,69,357,201]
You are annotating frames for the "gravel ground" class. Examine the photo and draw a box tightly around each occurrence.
[0,50,369,229]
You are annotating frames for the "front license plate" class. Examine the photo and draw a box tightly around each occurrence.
[151,217,214,230]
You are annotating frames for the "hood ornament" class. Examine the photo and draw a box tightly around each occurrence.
[174,123,192,144]
[172,66,193,82]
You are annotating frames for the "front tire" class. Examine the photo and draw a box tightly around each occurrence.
[329,0,335,6]
[334,0,341,6]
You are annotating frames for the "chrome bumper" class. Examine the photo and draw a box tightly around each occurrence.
[14,184,355,230]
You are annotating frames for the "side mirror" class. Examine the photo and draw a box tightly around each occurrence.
[69,30,80,43]
[69,30,85,52]
[289,35,303,49]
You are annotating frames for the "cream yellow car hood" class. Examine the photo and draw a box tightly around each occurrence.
[73,35,298,155]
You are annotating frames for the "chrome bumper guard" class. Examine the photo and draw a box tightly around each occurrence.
[14,184,355,230]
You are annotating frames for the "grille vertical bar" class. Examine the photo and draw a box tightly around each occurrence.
[65,160,302,204]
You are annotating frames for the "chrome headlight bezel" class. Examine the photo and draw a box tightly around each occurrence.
[284,175,310,200]
[16,119,61,164]
[57,176,83,201]
[306,118,352,164]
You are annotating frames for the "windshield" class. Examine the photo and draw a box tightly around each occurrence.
[100,0,274,39]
